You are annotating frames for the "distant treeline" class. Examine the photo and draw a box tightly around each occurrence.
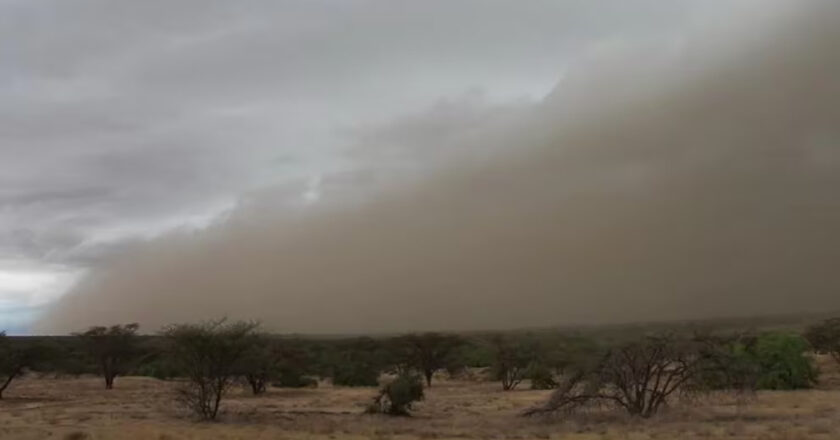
[4,329,598,384]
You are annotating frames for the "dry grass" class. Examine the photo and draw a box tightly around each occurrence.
[2,359,840,440]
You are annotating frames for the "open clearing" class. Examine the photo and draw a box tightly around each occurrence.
[2,359,840,440]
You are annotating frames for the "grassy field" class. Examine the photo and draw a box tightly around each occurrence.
[2,357,839,440]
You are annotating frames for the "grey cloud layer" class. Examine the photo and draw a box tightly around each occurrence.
[36,2,840,334]
[1,0,730,276]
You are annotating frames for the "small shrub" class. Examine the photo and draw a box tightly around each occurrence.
[528,363,558,390]
[366,373,424,416]
[805,318,840,364]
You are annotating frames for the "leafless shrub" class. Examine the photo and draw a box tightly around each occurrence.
[491,335,536,391]
[163,318,260,421]
[524,333,755,418]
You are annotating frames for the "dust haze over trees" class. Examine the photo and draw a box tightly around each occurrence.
[35,2,840,335]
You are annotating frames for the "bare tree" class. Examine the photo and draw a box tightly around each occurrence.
[394,333,462,387]
[491,335,536,391]
[163,319,259,421]
[524,334,749,418]
[76,323,140,389]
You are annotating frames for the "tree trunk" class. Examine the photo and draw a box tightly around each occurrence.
[211,390,222,421]
[424,369,433,387]
[0,373,16,399]
[102,358,117,389]
[248,376,265,395]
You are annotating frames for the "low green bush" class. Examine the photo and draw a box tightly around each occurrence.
[367,373,424,416]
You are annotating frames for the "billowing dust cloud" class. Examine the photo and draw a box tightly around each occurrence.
[37,4,840,334]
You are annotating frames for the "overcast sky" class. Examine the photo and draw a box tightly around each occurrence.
[0,1,776,332]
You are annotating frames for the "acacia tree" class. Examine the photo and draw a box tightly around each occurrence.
[394,333,463,387]
[77,323,141,389]
[164,319,260,421]
[524,334,750,418]
[238,335,289,395]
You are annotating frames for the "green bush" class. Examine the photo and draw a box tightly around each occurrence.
[458,342,493,368]
[695,332,817,391]
[695,339,760,392]
[528,363,558,390]
[330,337,385,387]
[367,373,424,416]
[753,332,817,390]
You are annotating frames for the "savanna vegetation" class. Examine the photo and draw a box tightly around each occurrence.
[1,315,838,439]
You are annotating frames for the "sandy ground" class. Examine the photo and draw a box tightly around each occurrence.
[2,365,840,440]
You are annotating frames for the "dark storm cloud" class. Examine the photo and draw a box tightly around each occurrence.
[0,1,792,331]
[35,2,840,334]
[1,0,733,279]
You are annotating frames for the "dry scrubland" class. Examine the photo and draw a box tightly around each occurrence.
[1,357,839,440]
